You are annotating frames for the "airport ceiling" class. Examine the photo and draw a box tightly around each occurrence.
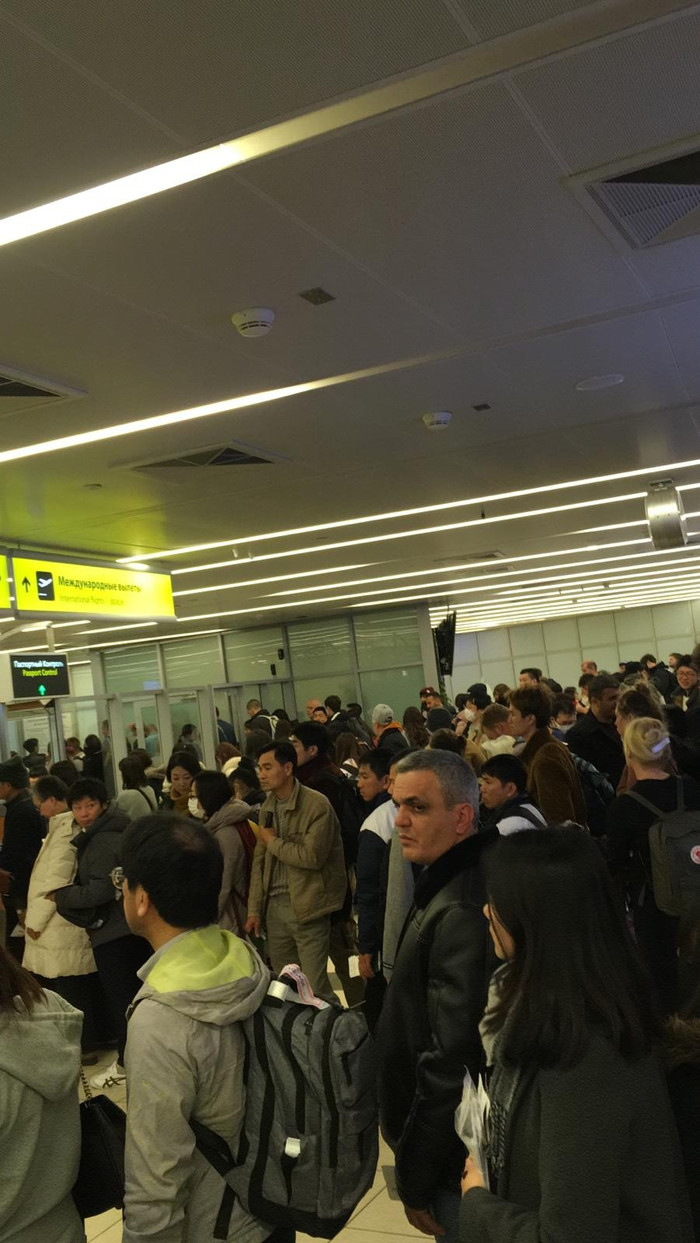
[1,0,700,655]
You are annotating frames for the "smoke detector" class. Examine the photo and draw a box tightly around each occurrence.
[230,307,275,338]
[422,411,452,431]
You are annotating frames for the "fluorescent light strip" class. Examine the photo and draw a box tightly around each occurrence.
[447,589,700,631]
[265,539,652,597]
[434,578,700,623]
[172,562,372,599]
[63,627,225,652]
[20,619,92,631]
[70,621,159,636]
[171,492,646,578]
[268,547,700,610]
[119,461,700,565]
[267,540,694,602]
[0,347,461,466]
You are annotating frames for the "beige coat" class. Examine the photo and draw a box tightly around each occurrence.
[23,811,96,979]
[248,781,346,925]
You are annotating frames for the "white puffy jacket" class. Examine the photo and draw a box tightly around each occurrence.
[23,811,96,979]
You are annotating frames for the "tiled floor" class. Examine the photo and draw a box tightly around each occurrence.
[83,998,420,1243]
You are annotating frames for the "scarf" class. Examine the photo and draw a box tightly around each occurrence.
[479,966,522,1175]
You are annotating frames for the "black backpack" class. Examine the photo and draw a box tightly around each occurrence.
[193,966,378,1239]
[624,780,700,917]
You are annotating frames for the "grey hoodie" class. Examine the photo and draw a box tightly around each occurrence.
[123,925,272,1243]
[0,990,84,1243]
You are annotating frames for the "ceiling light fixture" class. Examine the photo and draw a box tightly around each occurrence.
[172,562,372,598]
[169,492,646,578]
[118,457,700,566]
[0,346,463,466]
[62,627,225,652]
[575,374,625,391]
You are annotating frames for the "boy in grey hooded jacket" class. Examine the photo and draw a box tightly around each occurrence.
[120,813,275,1243]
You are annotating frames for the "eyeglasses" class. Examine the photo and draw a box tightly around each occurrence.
[110,866,125,894]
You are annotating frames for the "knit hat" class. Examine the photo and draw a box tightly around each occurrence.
[371,703,394,726]
[426,707,454,732]
[0,755,30,788]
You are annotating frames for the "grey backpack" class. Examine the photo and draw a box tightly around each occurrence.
[625,779,700,917]
[193,966,378,1239]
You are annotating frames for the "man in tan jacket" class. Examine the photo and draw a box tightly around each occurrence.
[245,739,346,1003]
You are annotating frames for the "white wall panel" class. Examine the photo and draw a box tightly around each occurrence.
[509,623,545,657]
[450,663,481,694]
[481,659,516,690]
[651,602,693,639]
[614,609,654,645]
[578,613,616,647]
[517,653,548,677]
[477,629,511,662]
[543,618,579,652]
[548,651,581,688]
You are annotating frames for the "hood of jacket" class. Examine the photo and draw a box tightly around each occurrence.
[133,924,269,1026]
[205,799,253,834]
[665,1014,700,1070]
[0,989,81,1100]
[72,802,130,851]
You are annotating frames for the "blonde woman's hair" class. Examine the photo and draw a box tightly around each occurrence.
[623,716,672,768]
[616,679,664,724]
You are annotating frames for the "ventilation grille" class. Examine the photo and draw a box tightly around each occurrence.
[579,149,700,250]
[0,367,83,413]
[131,441,282,474]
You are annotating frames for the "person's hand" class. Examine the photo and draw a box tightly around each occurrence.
[404,1207,444,1236]
[245,915,261,937]
[257,825,276,846]
[26,927,41,941]
[45,891,56,901]
[17,909,26,928]
[358,953,375,980]
[461,1155,486,1195]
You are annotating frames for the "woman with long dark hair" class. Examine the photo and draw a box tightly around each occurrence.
[402,706,429,749]
[191,770,257,936]
[0,944,84,1241]
[460,827,693,1242]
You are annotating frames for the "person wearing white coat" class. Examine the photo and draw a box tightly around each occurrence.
[24,775,103,1060]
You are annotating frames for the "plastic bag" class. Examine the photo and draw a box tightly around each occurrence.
[454,1069,490,1187]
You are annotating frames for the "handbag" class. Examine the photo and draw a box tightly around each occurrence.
[73,1068,127,1219]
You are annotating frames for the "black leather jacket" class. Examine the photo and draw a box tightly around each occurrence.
[376,832,496,1209]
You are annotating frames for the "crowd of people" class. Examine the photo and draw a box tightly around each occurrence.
[0,661,699,1241]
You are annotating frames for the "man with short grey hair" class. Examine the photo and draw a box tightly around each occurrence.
[376,750,494,1243]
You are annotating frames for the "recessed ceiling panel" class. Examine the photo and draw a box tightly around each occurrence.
[515,10,700,171]
[2,0,471,143]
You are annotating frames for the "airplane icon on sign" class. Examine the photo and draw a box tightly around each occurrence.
[36,572,55,601]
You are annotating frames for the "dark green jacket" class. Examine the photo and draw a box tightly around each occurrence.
[461,1035,693,1243]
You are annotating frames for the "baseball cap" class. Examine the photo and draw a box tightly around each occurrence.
[371,703,394,726]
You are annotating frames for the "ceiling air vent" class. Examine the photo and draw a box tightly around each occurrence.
[571,147,700,251]
[130,441,284,477]
[0,367,84,415]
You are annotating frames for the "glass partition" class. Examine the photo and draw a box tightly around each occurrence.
[103,645,161,693]
[162,635,224,688]
[354,607,421,669]
[224,627,288,682]
[287,617,353,676]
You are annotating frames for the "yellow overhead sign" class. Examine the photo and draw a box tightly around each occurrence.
[12,555,175,620]
[0,556,11,614]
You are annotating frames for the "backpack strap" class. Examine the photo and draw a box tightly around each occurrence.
[190,1120,237,1241]
[622,789,664,817]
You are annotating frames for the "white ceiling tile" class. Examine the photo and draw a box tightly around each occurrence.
[451,0,595,41]
[515,11,700,172]
[2,0,470,143]
[0,19,177,217]
[243,85,644,341]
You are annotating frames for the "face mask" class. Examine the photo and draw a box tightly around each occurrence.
[188,796,204,818]
[557,722,574,735]
[461,708,475,722]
